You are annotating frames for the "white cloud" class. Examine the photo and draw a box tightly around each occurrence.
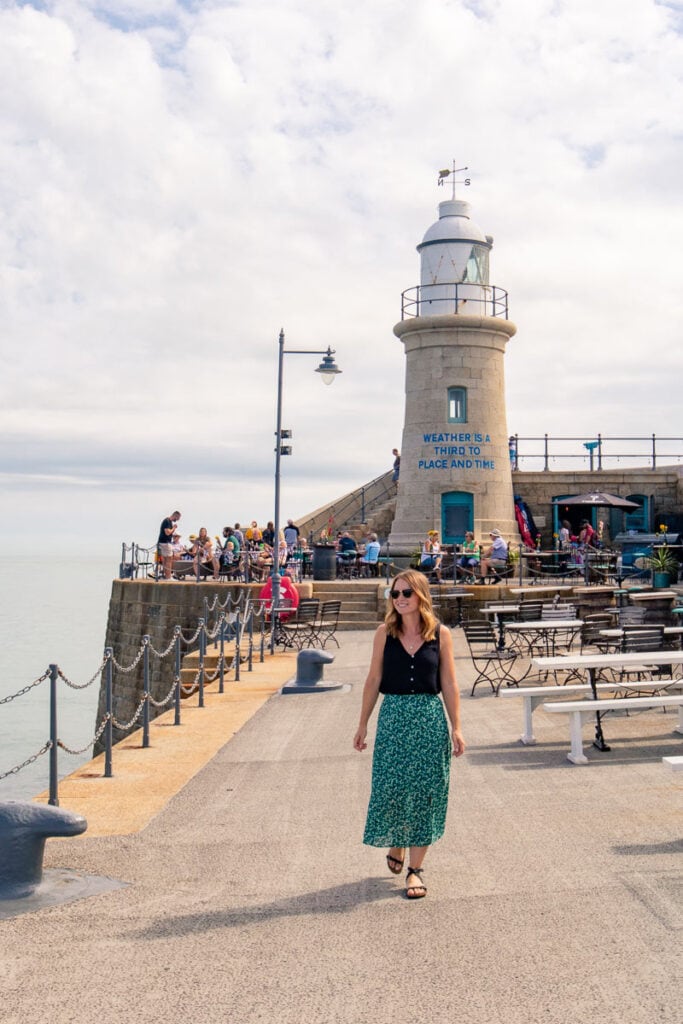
[0,0,681,549]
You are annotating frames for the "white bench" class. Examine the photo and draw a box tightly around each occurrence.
[500,680,682,745]
[542,695,683,764]
[662,756,683,771]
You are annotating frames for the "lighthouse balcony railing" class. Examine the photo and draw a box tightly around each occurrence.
[401,283,509,320]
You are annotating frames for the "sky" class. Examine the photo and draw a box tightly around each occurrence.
[1,0,682,557]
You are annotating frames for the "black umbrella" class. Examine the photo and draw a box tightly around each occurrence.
[552,491,641,510]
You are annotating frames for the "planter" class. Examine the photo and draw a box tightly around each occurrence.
[312,544,336,581]
[653,571,671,589]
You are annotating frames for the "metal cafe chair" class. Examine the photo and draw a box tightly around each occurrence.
[278,599,320,650]
[463,620,520,696]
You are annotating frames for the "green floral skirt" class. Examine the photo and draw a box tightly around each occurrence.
[363,693,451,848]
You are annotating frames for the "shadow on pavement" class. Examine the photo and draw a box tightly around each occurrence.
[132,876,398,938]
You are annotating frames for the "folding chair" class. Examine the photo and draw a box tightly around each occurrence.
[463,621,520,696]
[313,600,342,649]
[278,599,320,650]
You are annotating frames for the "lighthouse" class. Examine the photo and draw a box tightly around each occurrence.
[388,172,518,552]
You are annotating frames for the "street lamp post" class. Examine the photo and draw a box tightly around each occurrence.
[271,328,342,651]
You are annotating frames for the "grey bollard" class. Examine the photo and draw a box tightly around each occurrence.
[0,801,87,899]
[281,649,343,693]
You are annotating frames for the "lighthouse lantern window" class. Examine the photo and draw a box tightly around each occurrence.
[463,244,489,284]
[448,387,467,423]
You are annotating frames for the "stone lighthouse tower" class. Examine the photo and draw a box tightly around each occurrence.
[388,174,518,553]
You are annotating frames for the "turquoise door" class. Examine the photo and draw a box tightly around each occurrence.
[441,492,473,545]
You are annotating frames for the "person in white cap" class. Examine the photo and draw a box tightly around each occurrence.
[479,529,508,580]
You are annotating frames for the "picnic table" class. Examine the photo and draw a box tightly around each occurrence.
[531,650,683,757]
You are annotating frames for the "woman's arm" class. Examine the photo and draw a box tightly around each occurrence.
[353,625,386,751]
[438,627,466,757]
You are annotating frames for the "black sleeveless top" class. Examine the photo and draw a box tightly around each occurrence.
[379,627,441,696]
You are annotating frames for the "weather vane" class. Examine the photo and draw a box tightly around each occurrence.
[437,161,471,199]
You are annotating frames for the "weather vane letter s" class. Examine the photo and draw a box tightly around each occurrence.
[437,162,471,199]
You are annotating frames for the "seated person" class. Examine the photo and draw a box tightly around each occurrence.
[420,530,443,581]
[479,529,508,579]
[190,527,219,579]
[360,532,381,574]
[457,531,479,576]
[217,527,241,566]
[258,571,300,621]
[171,533,189,558]
[336,531,358,570]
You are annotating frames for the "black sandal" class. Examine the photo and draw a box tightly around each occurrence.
[405,866,427,900]
[386,850,405,875]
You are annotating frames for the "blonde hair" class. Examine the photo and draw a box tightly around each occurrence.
[385,570,439,641]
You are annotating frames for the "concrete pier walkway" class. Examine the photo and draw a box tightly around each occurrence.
[1,630,681,1024]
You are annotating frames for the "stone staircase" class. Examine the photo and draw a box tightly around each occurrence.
[310,579,385,630]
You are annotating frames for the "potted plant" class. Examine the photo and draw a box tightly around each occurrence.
[646,545,679,588]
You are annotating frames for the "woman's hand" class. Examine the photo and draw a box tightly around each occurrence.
[353,726,368,751]
[451,729,466,758]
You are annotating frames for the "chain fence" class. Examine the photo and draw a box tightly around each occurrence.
[0,597,273,805]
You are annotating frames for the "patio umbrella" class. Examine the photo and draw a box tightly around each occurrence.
[552,491,641,510]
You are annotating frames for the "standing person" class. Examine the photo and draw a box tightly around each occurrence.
[283,519,300,554]
[354,570,465,899]
[157,510,181,580]
[392,448,401,484]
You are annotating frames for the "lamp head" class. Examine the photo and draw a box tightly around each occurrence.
[315,348,342,385]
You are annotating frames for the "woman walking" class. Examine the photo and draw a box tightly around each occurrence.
[353,570,465,899]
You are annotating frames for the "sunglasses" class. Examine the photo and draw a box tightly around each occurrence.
[390,588,414,600]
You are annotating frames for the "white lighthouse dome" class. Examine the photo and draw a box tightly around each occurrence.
[419,199,490,246]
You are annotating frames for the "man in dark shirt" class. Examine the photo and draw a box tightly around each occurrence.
[158,510,181,580]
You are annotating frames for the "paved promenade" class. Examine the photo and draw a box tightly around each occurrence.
[1,629,681,1023]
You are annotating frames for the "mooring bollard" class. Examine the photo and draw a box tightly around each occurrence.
[281,649,343,693]
[0,802,87,899]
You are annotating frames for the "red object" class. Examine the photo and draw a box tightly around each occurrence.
[258,576,300,620]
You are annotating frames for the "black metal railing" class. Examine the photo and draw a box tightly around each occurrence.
[509,434,683,472]
[401,283,509,320]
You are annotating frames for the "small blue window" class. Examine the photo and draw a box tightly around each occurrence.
[448,387,467,423]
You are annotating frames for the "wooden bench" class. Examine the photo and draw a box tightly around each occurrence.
[501,680,682,745]
[542,695,683,764]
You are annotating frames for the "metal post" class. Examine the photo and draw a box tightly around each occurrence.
[48,664,59,806]
[142,636,150,748]
[235,612,241,681]
[248,609,254,672]
[219,615,225,694]
[543,433,549,471]
[104,648,113,778]
[519,543,524,587]
[652,432,656,470]
[271,329,286,652]
[597,433,603,471]
[198,618,206,708]
[174,629,181,725]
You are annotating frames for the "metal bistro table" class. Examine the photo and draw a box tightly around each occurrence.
[481,604,520,650]
[531,650,683,752]
[434,589,474,627]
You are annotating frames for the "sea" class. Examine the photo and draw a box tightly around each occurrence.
[0,555,116,802]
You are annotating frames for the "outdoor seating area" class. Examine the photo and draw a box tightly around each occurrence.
[458,582,683,763]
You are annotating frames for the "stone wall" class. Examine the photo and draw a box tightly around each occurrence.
[511,466,683,545]
[95,580,264,752]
